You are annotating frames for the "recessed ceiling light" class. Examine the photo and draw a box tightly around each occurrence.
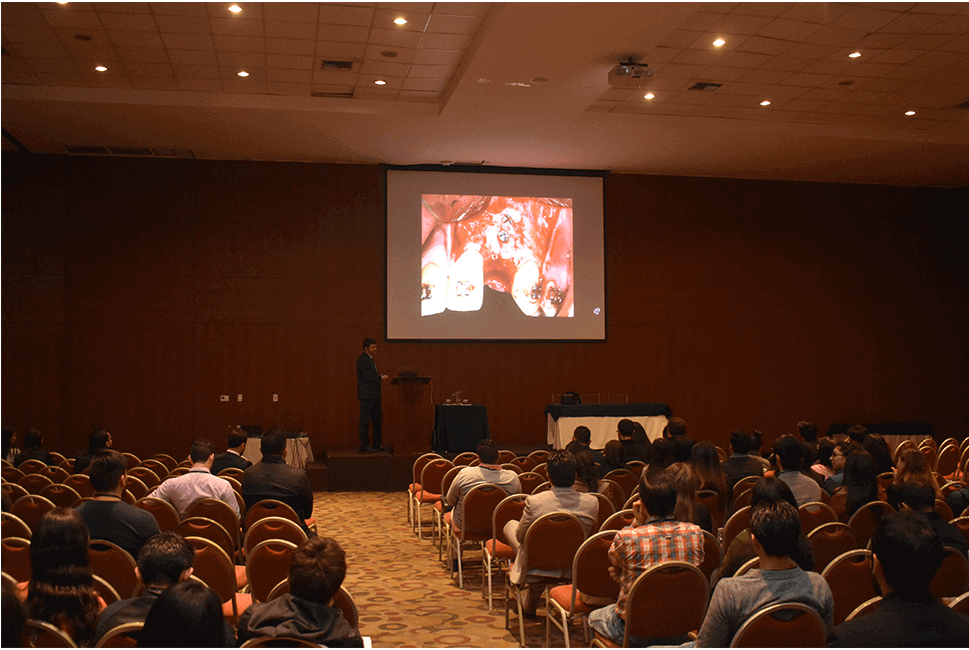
[905,110,916,116]
[228,4,242,13]
[237,70,249,77]
[94,65,107,72]
[394,17,407,25]
[644,92,655,99]
[848,51,861,58]
[57,1,68,4]
[531,77,548,84]
[713,38,726,47]
[374,79,387,85]
[760,100,771,106]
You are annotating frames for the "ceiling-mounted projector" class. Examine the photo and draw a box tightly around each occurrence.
[608,58,654,88]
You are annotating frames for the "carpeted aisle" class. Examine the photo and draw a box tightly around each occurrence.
[311,491,587,648]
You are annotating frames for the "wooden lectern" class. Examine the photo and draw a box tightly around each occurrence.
[391,375,431,452]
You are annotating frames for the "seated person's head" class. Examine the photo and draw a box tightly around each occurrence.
[572,426,591,445]
[750,430,763,454]
[847,424,867,445]
[894,482,936,512]
[672,435,695,463]
[138,532,195,587]
[289,536,347,605]
[729,430,752,455]
[23,428,43,450]
[141,581,225,648]
[476,439,499,465]
[749,476,798,509]
[603,440,625,466]
[797,421,818,442]
[648,437,673,469]
[88,427,112,452]
[638,469,677,519]
[189,439,215,464]
[546,450,577,488]
[871,511,944,597]
[749,501,801,559]
[227,429,248,450]
[617,419,635,440]
[261,428,288,457]
[775,435,805,471]
[87,450,127,492]
[564,440,585,455]
[664,417,687,438]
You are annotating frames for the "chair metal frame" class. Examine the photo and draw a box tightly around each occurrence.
[413,457,454,539]
[94,621,144,647]
[698,530,723,584]
[797,501,838,538]
[89,539,140,599]
[433,465,463,560]
[244,499,302,532]
[929,545,969,600]
[175,516,236,562]
[597,478,626,512]
[92,574,122,606]
[844,596,882,622]
[134,496,180,532]
[821,548,875,625]
[23,619,78,647]
[598,509,634,533]
[734,556,760,577]
[2,511,33,540]
[63,474,95,498]
[602,469,638,504]
[846,500,895,548]
[720,505,752,552]
[11,493,56,531]
[38,483,83,508]
[806,522,859,574]
[243,516,307,558]
[448,483,507,590]
[184,535,245,622]
[729,601,827,647]
[246,538,298,603]
[482,493,527,611]
[1,535,32,582]
[183,497,241,553]
[407,452,442,525]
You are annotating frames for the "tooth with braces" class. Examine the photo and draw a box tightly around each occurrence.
[512,260,542,316]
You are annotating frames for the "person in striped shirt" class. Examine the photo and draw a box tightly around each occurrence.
[588,468,704,645]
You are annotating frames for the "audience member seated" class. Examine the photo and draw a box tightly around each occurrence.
[822,442,853,494]
[797,420,820,465]
[444,438,521,532]
[668,462,713,533]
[663,417,687,438]
[26,507,103,646]
[597,440,628,480]
[841,450,882,522]
[73,427,113,476]
[827,511,969,646]
[749,430,772,471]
[812,437,837,480]
[572,447,600,493]
[241,428,315,535]
[713,477,815,589]
[617,419,648,463]
[645,436,675,473]
[3,428,21,465]
[587,468,704,646]
[775,435,821,506]
[692,440,732,516]
[887,449,943,510]
[210,428,253,476]
[862,433,895,476]
[846,424,868,446]
[236,536,363,647]
[138,580,234,647]
[945,484,969,519]
[672,435,695,464]
[75,450,160,559]
[13,428,55,467]
[503,450,598,616]
[893,482,967,557]
[631,421,651,455]
[723,431,765,489]
[2,580,28,648]
[694,500,833,647]
[94,532,237,644]
[153,439,241,519]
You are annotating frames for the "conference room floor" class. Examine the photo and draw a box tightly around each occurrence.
[312,491,584,648]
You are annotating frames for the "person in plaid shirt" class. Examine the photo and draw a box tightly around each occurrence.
[588,468,704,645]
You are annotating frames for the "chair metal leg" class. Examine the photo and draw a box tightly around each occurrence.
[516,584,526,647]
[546,588,571,648]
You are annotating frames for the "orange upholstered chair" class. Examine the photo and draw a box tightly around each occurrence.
[821,549,877,625]
[482,493,526,610]
[729,602,826,647]
[547,530,620,647]
[89,540,140,599]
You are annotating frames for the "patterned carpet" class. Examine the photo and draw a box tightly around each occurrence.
[312,491,587,648]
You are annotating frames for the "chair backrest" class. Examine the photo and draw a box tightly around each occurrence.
[2,465,26,482]
[457,483,507,541]
[63,474,95,498]
[531,463,548,480]
[498,449,517,464]
[696,489,724,530]
[935,499,954,521]
[590,492,616,532]
[1,536,32,582]
[11,494,56,531]
[2,481,30,504]
[952,516,969,550]
[520,511,587,573]
[623,561,709,646]
[827,487,847,519]
[501,463,523,475]
[410,452,441,486]
[18,458,48,474]
[531,481,552,494]
[38,483,83,508]
[37,465,70,483]
[23,619,77,647]
[721,506,752,552]
[875,471,895,494]
[599,508,635,532]
[167,466,191,478]
[18,473,55,494]
[929,545,969,600]
[491,493,527,547]
[734,556,760,577]
[797,502,838,538]
[571,530,621,604]
[937,445,961,476]
[807,522,860,574]
[140,459,169,480]
[730,487,754,514]
[597,478,626,512]
[439,466,462,501]
[527,449,550,464]
[602,469,639,503]
[121,453,141,469]
[95,622,144,648]
[821,549,876,625]
[218,466,246,480]
[184,536,238,609]
[698,530,723,584]
[921,446,938,472]
[734,475,761,494]
[844,596,882,622]
[134,497,180,532]
[92,574,122,606]
[332,585,359,629]
[516,471,544,495]
[941,481,966,498]
[127,467,160,489]
[846,501,895,548]
[123,476,150,501]
[949,590,969,615]
[183,497,240,549]
[246,539,298,603]
[89,539,140,599]
[244,516,308,557]
[418,458,455,499]
[245,499,301,531]
[730,602,827,647]
[510,456,538,473]
[152,454,179,472]
[2,511,33,540]
[240,637,322,648]
[175,516,235,560]
[452,451,479,467]
[626,460,646,478]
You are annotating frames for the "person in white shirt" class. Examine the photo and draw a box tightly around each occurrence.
[152,439,240,519]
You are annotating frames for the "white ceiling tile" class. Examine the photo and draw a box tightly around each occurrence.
[644,47,681,65]
[266,38,316,56]
[263,3,319,24]
[865,49,924,65]
[842,61,898,78]
[178,78,224,91]
[397,90,439,102]
[654,62,711,78]
[160,33,214,50]
[315,42,367,60]
[310,83,356,96]
[831,6,902,32]
[783,71,832,87]
[758,56,812,72]
[1,57,41,82]
[113,46,169,64]
[840,90,887,104]
[401,76,446,92]
[431,3,490,18]
[877,12,945,33]
[210,17,264,37]
[151,3,208,17]
[854,32,911,49]
[266,67,312,83]
[925,15,969,34]
[910,3,967,15]
[373,8,429,31]
[97,12,158,31]
[1,24,56,44]
[409,49,459,66]
[377,3,434,13]
[266,20,318,40]
[168,49,219,66]
[679,12,727,32]
[698,65,750,81]
[171,64,220,79]
[425,14,479,35]
[805,25,870,47]
[312,68,359,85]
[938,34,969,53]
[155,15,212,35]
[364,44,417,64]
[359,60,410,76]
[659,30,704,49]
[718,51,773,68]
[219,65,265,80]
[370,27,422,48]
[664,90,713,105]
[131,77,182,90]
[318,4,375,27]
[701,91,752,106]
[760,84,810,98]
[42,9,101,29]
[800,59,855,75]
[34,71,88,86]
[317,25,370,44]
[730,3,793,18]
[12,41,70,58]
[738,68,792,84]
[266,81,311,96]
[804,87,850,102]
[26,57,81,74]
[598,87,636,101]
[910,49,969,67]
[212,35,265,52]
[206,3,263,19]
[712,13,775,35]
[407,64,455,79]
[720,81,773,95]
[93,3,151,14]
[781,42,841,59]
[352,85,397,100]
[217,51,266,67]
[122,61,173,78]
[734,35,796,56]
[780,3,852,25]
[897,33,959,49]
[356,75,402,89]
[109,30,164,48]
[758,18,822,42]
[670,49,722,66]
[265,52,315,69]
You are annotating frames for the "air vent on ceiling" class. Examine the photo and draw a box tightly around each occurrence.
[109,146,153,156]
[321,60,354,70]
[954,101,969,110]
[688,82,722,91]
[311,91,354,98]
[65,145,110,155]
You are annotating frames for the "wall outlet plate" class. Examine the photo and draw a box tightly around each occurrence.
[220,395,229,402]
[237,394,243,401]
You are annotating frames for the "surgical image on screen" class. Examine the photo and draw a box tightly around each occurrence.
[421,195,573,318]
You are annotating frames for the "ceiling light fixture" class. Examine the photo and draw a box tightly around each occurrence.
[905,110,916,116]
[374,79,387,85]
[228,5,242,13]
[713,38,726,47]
[760,100,771,106]
[394,17,407,25]
[848,51,861,58]
[94,65,107,72]
[644,92,655,99]
[237,70,249,77]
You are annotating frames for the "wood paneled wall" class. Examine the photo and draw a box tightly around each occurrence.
[2,153,966,459]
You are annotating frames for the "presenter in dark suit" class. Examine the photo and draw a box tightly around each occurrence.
[356,337,388,453]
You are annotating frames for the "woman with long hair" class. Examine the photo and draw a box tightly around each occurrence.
[862,433,895,476]
[811,437,837,480]
[841,450,881,521]
[25,507,102,646]
[667,462,713,533]
[692,440,731,501]
[888,448,943,509]
[646,437,674,472]
[572,448,599,492]
[596,440,627,480]
[139,580,232,647]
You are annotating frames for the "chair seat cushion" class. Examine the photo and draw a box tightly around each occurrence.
[235,564,248,590]
[409,483,422,494]
[418,491,441,503]
[485,538,515,559]
[548,584,594,614]
[223,592,253,624]
[443,511,451,525]
[434,501,444,513]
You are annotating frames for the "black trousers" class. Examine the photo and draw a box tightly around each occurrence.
[358,399,382,449]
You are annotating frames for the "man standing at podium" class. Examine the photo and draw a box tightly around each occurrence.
[357,337,388,453]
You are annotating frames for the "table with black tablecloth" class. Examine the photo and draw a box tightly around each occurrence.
[433,404,490,453]
[545,402,673,449]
